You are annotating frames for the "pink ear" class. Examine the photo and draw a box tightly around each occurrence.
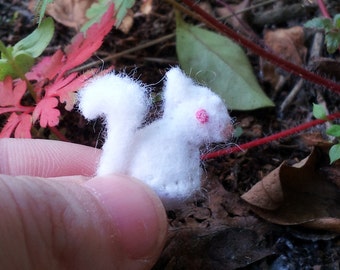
[195,109,209,124]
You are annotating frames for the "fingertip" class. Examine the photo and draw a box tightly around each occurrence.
[83,174,167,263]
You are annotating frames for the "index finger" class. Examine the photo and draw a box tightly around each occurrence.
[0,139,101,177]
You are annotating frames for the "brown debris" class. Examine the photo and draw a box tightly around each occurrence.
[260,26,307,90]
[241,146,340,233]
[45,0,95,30]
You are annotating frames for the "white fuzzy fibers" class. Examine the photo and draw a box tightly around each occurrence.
[78,67,233,208]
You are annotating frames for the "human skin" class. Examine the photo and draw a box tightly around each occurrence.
[0,138,168,270]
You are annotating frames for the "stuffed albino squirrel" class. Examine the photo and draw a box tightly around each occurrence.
[78,67,233,208]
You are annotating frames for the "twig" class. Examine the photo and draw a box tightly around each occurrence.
[280,31,325,112]
[49,126,70,142]
[201,111,340,160]
[279,78,304,112]
[68,33,175,74]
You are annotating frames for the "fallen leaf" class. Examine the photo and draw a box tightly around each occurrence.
[45,0,96,29]
[241,146,340,233]
[114,0,135,26]
[260,26,307,90]
[118,9,134,34]
[153,227,274,270]
[309,57,340,81]
[140,0,153,15]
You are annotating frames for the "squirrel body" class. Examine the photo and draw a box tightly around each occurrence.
[78,67,233,208]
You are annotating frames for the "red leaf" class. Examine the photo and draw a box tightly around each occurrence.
[14,114,32,138]
[0,4,115,138]
[32,97,60,128]
[26,49,64,81]
[45,73,78,97]
[58,4,116,77]
[0,113,20,138]
[0,77,26,107]
[57,70,97,110]
[43,70,94,111]
[0,113,32,138]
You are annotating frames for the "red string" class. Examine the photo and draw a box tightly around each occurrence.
[201,112,340,160]
[317,0,331,18]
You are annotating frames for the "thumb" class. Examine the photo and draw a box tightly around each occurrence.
[0,174,167,270]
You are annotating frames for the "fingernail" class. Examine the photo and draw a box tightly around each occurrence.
[84,174,167,259]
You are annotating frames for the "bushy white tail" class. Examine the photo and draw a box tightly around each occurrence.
[78,73,149,175]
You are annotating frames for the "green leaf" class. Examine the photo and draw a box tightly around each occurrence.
[34,0,54,25]
[304,17,332,32]
[0,41,12,60]
[329,144,340,164]
[0,18,53,80]
[176,16,274,110]
[325,31,340,54]
[81,0,113,32]
[312,103,327,120]
[233,126,243,138]
[326,124,340,137]
[333,14,340,29]
[113,0,135,26]
[0,53,34,80]
[13,17,54,58]
[0,60,16,80]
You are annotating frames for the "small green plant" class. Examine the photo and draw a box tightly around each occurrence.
[0,17,54,81]
[313,103,340,163]
[304,14,340,54]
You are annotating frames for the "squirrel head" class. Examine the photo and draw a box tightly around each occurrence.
[162,67,233,144]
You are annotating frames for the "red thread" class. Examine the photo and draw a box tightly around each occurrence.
[201,112,340,160]
[196,109,209,124]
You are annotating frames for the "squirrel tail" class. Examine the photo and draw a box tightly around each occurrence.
[78,72,150,176]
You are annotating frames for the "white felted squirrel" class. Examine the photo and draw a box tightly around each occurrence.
[78,67,233,208]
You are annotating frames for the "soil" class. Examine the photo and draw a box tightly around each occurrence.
[1,0,340,269]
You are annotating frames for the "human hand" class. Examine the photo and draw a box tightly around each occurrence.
[0,139,167,269]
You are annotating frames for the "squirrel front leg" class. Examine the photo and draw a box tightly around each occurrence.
[78,73,149,176]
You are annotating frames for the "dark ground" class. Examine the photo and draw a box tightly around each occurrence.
[1,0,340,269]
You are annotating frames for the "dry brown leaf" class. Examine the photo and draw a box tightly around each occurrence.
[44,0,95,30]
[241,146,340,233]
[154,227,274,269]
[140,0,153,15]
[118,9,134,34]
[260,26,307,89]
[310,57,340,81]
[159,177,275,269]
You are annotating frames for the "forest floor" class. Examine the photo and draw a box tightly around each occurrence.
[1,0,340,269]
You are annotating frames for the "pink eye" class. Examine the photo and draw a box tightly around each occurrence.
[195,109,209,124]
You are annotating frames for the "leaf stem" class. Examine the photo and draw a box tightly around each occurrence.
[179,0,340,95]
[49,126,70,142]
[201,112,340,160]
